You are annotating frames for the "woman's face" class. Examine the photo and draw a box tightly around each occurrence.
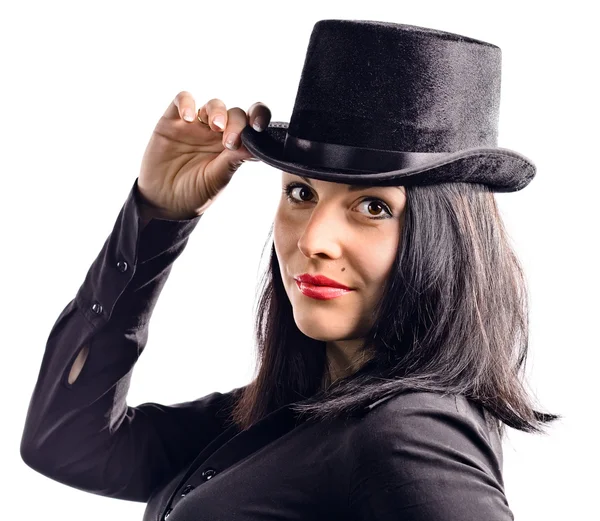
[274,170,407,371]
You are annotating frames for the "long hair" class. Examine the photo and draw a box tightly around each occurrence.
[228,181,561,438]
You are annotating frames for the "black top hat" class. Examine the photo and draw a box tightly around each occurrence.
[240,19,535,192]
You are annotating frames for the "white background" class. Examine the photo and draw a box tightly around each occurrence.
[2,1,598,519]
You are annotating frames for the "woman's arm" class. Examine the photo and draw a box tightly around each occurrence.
[19,177,229,502]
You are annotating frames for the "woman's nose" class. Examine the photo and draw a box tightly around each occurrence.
[296,207,345,259]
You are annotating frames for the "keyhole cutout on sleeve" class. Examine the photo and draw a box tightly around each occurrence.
[68,345,90,384]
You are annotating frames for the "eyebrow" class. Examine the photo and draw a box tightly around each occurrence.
[297,175,403,192]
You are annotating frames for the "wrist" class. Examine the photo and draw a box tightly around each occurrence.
[135,185,198,222]
[139,204,196,221]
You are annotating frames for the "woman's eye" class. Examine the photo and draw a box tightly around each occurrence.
[282,182,392,220]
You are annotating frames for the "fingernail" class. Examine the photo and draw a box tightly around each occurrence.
[253,117,265,131]
[225,132,239,150]
[183,109,195,122]
[213,115,225,129]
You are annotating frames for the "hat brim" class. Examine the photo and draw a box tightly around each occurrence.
[240,124,536,192]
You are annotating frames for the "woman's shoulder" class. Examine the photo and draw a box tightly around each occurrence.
[341,393,510,518]
[349,390,503,468]
[361,389,492,428]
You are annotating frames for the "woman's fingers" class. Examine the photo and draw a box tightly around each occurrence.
[170,92,272,136]
[171,91,197,122]
[168,92,267,162]
[197,98,228,131]
[247,101,272,132]
[221,107,248,150]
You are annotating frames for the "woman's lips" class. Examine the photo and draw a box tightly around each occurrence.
[295,280,354,300]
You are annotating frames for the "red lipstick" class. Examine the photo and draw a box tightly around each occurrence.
[294,273,354,300]
[294,273,351,289]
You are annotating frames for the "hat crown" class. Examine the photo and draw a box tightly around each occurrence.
[287,20,502,154]
[240,18,535,193]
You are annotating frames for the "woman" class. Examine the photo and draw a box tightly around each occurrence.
[20,19,559,521]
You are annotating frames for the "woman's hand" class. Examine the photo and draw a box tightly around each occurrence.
[138,91,271,219]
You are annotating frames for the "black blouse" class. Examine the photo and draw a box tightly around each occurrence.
[20,177,514,520]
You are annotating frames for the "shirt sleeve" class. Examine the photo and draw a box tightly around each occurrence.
[20,177,239,503]
[347,391,513,521]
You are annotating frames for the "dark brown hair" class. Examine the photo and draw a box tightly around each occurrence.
[228,181,561,438]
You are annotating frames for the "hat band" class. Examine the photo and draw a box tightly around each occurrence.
[282,133,453,173]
